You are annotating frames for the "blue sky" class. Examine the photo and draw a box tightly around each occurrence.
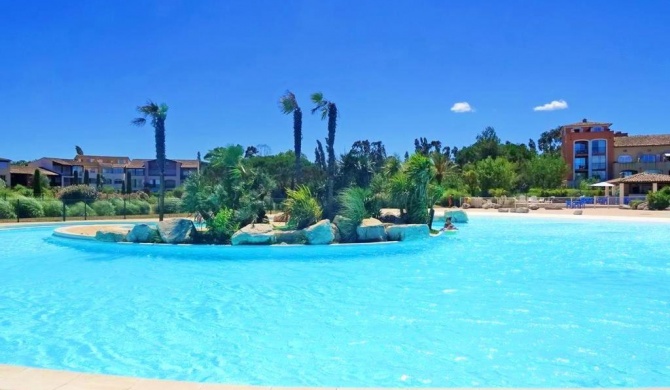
[1,0,669,161]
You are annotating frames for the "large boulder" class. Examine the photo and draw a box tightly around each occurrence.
[273,229,306,245]
[511,207,530,213]
[386,224,429,241]
[231,223,275,245]
[304,219,334,245]
[330,223,341,243]
[157,218,196,244]
[445,210,469,223]
[356,218,387,242]
[333,215,356,243]
[126,223,160,243]
[95,230,127,243]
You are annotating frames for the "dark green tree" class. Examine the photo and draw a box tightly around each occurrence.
[125,170,132,194]
[121,181,126,194]
[83,169,90,185]
[311,92,338,218]
[96,173,102,189]
[33,169,42,197]
[132,101,169,221]
[279,91,303,187]
[538,126,562,155]
[75,145,84,156]
[73,171,79,185]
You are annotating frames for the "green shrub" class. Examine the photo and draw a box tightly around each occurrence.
[14,197,45,218]
[647,187,670,210]
[42,200,64,217]
[629,199,644,210]
[124,203,141,215]
[129,199,151,215]
[66,202,97,217]
[0,200,16,219]
[13,184,33,197]
[57,185,98,205]
[283,186,322,229]
[337,187,372,225]
[91,200,116,216]
[206,208,239,244]
[0,178,6,189]
[157,197,182,214]
[100,185,116,194]
[172,187,184,198]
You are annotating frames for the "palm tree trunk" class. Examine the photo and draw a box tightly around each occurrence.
[159,171,165,221]
[293,108,302,189]
[326,104,337,218]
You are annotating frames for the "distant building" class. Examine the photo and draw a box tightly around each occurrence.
[560,119,670,189]
[28,155,200,191]
[0,157,11,187]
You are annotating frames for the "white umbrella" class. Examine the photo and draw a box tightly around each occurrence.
[589,181,615,187]
[590,181,615,197]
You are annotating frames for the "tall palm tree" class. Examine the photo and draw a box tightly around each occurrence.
[132,101,169,221]
[279,91,302,188]
[311,92,338,218]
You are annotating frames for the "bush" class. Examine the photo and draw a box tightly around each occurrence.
[647,187,670,210]
[337,187,372,225]
[0,178,6,189]
[157,197,182,214]
[629,199,644,210]
[66,202,97,217]
[124,203,141,215]
[91,200,116,216]
[206,208,239,244]
[42,200,64,217]
[130,199,151,215]
[14,197,45,218]
[172,187,184,198]
[57,185,98,205]
[13,184,33,197]
[283,186,322,229]
[0,200,16,219]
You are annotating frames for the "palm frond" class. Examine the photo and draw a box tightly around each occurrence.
[279,91,298,114]
[131,117,147,126]
[310,92,323,104]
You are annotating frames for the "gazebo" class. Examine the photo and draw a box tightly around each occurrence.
[609,172,670,204]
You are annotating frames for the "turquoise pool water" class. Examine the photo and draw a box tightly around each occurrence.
[0,217,669,387]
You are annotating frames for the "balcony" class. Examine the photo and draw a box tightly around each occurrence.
[148,170,177,177]
[614,161,670,175]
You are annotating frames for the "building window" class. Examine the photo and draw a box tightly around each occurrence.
[621,170,637,177]
[574,141,588,155]
[639,154,656,163]
[591,155,606,170]
[0,161,8,169]
[617,155,633,163]
[591,140,606,155]
[574,157,587,170]
[573,128,582,133]
[592,126,603,132]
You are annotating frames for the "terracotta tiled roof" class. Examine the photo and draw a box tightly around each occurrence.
[125,159,149,169]
[74,154,130,161]
[561,121,612,128]
[38,157,83,166]
[177,160,199,169]
[609,172,670,184]
[613,135,670,148]
[10,166,60,176]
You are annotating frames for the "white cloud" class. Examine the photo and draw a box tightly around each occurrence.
[533,99,568,111]
[450,102,474,113]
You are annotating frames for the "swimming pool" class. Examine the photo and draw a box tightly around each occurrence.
[0,216,669,387]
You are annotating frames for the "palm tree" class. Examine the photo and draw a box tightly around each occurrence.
[279,91,302,188]
[132,101,169,221]
[311,92,338,218]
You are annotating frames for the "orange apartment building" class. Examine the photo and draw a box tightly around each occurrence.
[561,119,670,185]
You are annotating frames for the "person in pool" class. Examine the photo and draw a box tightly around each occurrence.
[441,217,457,231]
